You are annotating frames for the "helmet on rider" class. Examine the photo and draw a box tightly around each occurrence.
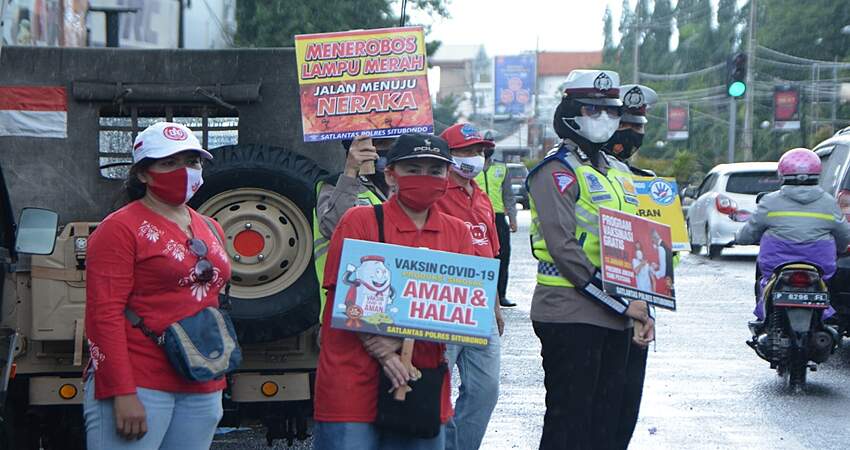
[777,147,821,185]
[553,70,623,148]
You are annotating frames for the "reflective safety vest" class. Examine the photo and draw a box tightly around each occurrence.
[475,163,507,214]
[529,146,638,288]
[313,179,383,323]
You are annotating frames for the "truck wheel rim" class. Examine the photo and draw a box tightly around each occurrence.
[197,188,312,299]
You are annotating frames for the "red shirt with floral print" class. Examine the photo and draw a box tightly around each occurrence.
[85,200,231,399]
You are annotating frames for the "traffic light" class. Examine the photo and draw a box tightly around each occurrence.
[727,53,748,97]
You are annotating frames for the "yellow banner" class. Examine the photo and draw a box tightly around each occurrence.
[294,26,428,85]
[633,176,689,251]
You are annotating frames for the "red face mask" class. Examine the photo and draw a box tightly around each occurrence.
[392,173,448,212]
[146,167,204,206]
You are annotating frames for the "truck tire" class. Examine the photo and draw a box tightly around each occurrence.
[190,144,329,343]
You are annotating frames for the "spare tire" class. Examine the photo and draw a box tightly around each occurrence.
[190,144,328,343]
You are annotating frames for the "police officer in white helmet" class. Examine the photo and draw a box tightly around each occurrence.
[603,84,661,449]
[604,84,659,176]
[526,70,654,450]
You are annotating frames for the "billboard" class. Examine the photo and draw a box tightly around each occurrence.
[633,176,689,252]
[774,85,801,131]
[599,207,676,310]
[494,54,536,117]
[330,239,499,347]
[666,102,689,141]
[294,26,434,142]
[1,0,87,47]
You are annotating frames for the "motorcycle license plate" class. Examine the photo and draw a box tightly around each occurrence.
[773,291,829,306]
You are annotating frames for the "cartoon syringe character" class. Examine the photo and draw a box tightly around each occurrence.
[341,255,395,328]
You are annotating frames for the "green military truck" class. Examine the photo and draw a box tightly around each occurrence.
[0,46,343,448]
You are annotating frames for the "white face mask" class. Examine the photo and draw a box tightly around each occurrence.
[451,155,485,179]
[185,167,204,203]
[636,250,644,260]
[573,111,620,143]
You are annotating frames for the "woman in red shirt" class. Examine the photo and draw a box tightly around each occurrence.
[84,122,231,449]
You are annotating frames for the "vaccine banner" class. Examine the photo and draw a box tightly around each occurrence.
[774,85,801,131]
[294,26,434,142]
[633,176,689,252]
[666,102,689,141]
[598,208,676,311]
[331,239,499,347]
[494,54,536,117]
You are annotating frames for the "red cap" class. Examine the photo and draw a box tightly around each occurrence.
[360,255,386,263]
[440,123,496,150]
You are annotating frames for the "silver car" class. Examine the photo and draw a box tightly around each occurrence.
[685,162,780,258]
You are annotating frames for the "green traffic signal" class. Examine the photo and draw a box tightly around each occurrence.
[728,81,746,97]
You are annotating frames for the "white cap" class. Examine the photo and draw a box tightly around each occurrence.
[132,122,213,164]
[619,84,658,124]
[561,69,623,106]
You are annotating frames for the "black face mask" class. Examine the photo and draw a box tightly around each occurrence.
[607,129,644,161]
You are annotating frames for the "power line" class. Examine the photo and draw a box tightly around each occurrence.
[758,45,850,68]
[639,62,725,81]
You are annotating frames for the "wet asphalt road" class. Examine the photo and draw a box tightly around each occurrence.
[214,210,850,449]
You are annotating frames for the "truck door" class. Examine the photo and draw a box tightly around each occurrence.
[0,162,16,299]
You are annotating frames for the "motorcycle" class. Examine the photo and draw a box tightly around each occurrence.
[731,209,840,390]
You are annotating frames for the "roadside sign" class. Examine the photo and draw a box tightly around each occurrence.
[330,239,498,347]
[599,207,676,311]
[494,54,536,118]
[633,176,689,251]
[666,102,689,141]
[774,85,801,131]
[294,26,434,142]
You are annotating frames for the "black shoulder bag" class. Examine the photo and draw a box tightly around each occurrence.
[372,205,447,438]
[125,217,242,382]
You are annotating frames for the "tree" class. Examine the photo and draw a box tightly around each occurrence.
[757,0,850,62]
[603,5,616,65]
[235,0,450,48]
[433,94,460,134]
[642,0,674,73]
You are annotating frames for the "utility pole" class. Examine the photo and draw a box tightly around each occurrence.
[833,61,839,133]
[728,97,737,163]
[633,7,640,83]
[741,0,756,160]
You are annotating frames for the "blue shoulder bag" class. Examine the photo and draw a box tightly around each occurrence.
[125,217,242,382]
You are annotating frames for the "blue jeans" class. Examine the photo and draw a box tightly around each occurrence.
[312,421,446,450]
[83,376,223,450]
[445,324,501,450]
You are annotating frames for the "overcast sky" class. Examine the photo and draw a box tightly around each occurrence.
[420,0,625,55]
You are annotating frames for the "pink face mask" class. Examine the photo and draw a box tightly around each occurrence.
[146,167,204,206]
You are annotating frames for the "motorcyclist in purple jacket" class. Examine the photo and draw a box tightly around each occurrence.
[735,148,850,320]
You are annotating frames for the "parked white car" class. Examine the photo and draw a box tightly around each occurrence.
[684,162,781,258]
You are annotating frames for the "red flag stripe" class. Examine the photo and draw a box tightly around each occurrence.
[0,86,67,112]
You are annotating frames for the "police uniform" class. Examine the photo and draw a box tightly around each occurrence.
[527,69,647,450]
[313,173,387,323]
[602,84,661,449]
[475,159,517,304]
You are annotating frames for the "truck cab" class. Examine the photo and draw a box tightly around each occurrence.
[0,46,341,448]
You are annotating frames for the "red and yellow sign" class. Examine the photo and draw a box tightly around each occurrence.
[294,27,434,142]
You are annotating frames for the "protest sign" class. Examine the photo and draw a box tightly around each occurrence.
[331,239,499,347]
[633,176,689,251]
[294,26,434,142]
[599,207,676,310]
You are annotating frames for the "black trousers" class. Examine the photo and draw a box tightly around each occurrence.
[615,339,648,449]
[533,322,631,450]
[495,212,511,298]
